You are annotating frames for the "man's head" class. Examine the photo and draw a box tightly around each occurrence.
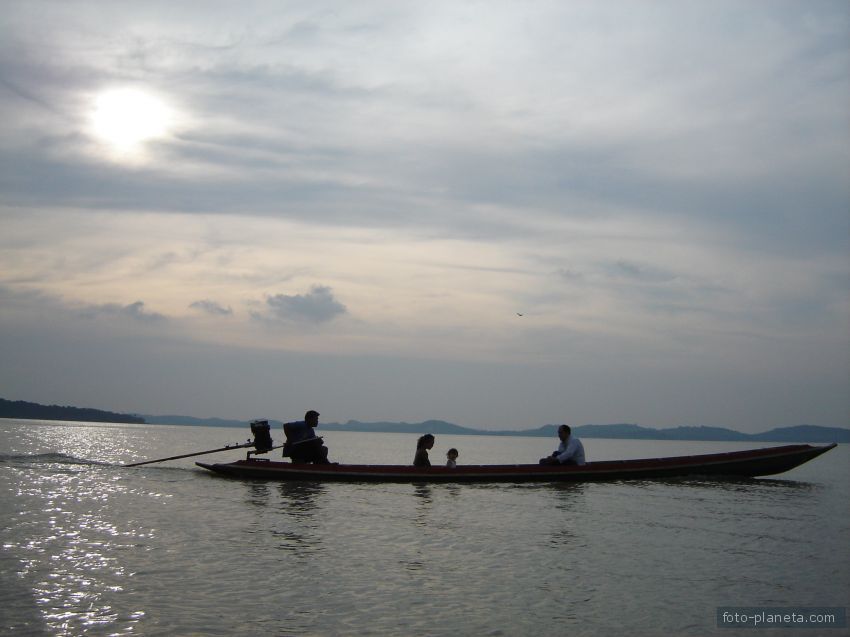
[305,410,320,427]
[558,424,571,441]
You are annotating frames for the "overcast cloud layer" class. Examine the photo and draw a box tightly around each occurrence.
[1,1,848,431]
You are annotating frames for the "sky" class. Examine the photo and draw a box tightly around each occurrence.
[1,1,848,432]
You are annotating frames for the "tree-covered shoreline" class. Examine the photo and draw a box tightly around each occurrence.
[0,398,145,424]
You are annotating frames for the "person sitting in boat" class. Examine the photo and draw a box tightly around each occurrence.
[446,448,459,468]
[539,425,586,466]
[413,434,435,467]
[282,409,330,464]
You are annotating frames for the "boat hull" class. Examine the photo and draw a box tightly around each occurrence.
[196,443,836,483]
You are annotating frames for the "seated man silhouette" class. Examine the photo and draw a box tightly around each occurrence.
[282,409,330,464]
[539,424,586,466]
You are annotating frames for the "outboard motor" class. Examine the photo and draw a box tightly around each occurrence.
[250,420,273,453]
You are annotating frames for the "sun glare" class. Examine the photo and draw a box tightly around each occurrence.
[91,88,172,154]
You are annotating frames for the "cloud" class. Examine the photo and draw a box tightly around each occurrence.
[0,1,846,258]
[189,299,233,316]
[555,268,585,283]
[605,261,679,284]
[81,301,166,323]
[259,285,347,324]
[0,2,847,430]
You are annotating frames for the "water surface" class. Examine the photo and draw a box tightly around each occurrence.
[1,420,847,636]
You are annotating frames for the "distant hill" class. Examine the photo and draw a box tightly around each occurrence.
[749,425,850,443]
[572,424,753,441]
[0,398,145,424]
[321,419,482,435]
[322,421,850,443]
[3,398,848,442]
[144,414,247,427]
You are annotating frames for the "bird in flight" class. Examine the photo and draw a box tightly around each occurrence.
[516,313,524,317]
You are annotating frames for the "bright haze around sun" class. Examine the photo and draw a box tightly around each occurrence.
[89,87,175,160]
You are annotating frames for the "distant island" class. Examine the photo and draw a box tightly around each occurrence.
[317,420,850,443]
[0,398,145,424]
[142,416,849,443]
[2,397,848,443]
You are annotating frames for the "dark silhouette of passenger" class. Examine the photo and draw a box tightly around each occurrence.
[539,424,586,465]
[413,434,435,467]
[282,410,330,464]
[446,448,459,468]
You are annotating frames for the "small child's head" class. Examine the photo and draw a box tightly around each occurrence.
[447,448,459,460]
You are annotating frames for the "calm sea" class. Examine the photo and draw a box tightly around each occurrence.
[1,419,848,637]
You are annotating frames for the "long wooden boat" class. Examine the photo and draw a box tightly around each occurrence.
[196,443,837,483]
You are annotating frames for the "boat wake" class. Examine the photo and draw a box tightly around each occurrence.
[0,452,112,467]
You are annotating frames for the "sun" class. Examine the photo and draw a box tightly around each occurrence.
[90,88,172,154]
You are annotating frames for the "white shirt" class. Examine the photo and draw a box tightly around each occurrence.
[554,436,586,465]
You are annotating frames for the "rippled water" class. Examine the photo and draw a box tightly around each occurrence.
[1,419,848,636]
